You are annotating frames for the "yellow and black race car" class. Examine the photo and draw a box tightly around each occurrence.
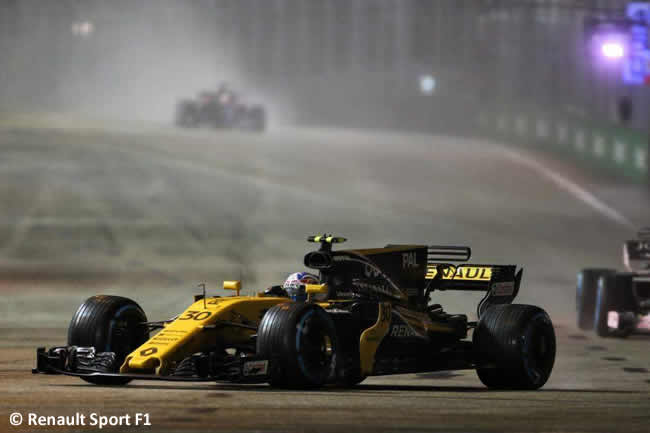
[34,235,556,390]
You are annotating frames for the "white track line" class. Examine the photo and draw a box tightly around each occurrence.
[502,148,635,230]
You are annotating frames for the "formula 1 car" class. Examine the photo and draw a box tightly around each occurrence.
[175,85,266,132]
[34,235,556,390]
[576,228,650,337]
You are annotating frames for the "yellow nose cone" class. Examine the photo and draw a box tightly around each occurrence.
[126,356,160,371]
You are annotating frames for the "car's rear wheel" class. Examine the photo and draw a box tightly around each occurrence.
[576,269,614,330]
[175,102,197,127]
[257,303,338,389]
[474,304,556,390]
[249,106,266,132]
[68,295,149,385]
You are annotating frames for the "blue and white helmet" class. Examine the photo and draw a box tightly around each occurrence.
[283,272,320,301]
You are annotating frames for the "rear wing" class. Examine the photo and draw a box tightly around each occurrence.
[383,244,472,262]
[427,245,471,262]
[425,263,523,318]
[624,240,650,273]
[639,227,650,240]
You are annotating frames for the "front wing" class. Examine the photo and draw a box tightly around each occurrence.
[32,346,271,383]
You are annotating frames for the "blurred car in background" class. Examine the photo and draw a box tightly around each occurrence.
[576,228,650,337]
[175,84,266,132]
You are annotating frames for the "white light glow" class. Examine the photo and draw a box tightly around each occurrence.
[71,21,95,37]
[601,42,624,59]
[419,75,436,95]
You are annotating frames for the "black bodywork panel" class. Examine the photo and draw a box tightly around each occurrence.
[305,241,522,317]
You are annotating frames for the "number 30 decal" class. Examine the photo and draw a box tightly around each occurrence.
[178,310,212,321]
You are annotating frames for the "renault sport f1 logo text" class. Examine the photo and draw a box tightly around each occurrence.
[426,266,492,281]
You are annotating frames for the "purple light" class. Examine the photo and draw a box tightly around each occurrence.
[601,42,625,59]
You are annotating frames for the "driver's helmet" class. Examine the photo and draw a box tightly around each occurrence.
[283,272,320,302]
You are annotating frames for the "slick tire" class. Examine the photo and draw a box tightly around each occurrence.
[68,295,149,385]
[249,106,266,132]
[257,303,338,389]
[180,111,197,127]
[594,274,634,338]
[576,269,614,330]
[175,102,197,127]
[474,304,556,390]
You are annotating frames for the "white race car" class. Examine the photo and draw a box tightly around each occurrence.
[576,228,650,337]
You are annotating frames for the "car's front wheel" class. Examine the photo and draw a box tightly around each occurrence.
[68,295,149,385]
[576,269,614,330]
[257,303,338,389]
[594,274,634,338]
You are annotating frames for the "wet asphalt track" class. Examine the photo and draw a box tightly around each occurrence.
[0,115,648,432]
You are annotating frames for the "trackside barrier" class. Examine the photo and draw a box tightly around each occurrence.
[477,109,648,184]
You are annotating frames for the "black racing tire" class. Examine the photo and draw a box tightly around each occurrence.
[576,269,614,330]
[647,143,650,193]
[182,111,198,127]
[594,274,633,338]
[175,102,198,128]
[473,304,556,390]
[68,295,149,385]
[257,303,338,389]
[249,106,266,132]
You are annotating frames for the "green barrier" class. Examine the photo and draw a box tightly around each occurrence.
[478,108,648,184]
